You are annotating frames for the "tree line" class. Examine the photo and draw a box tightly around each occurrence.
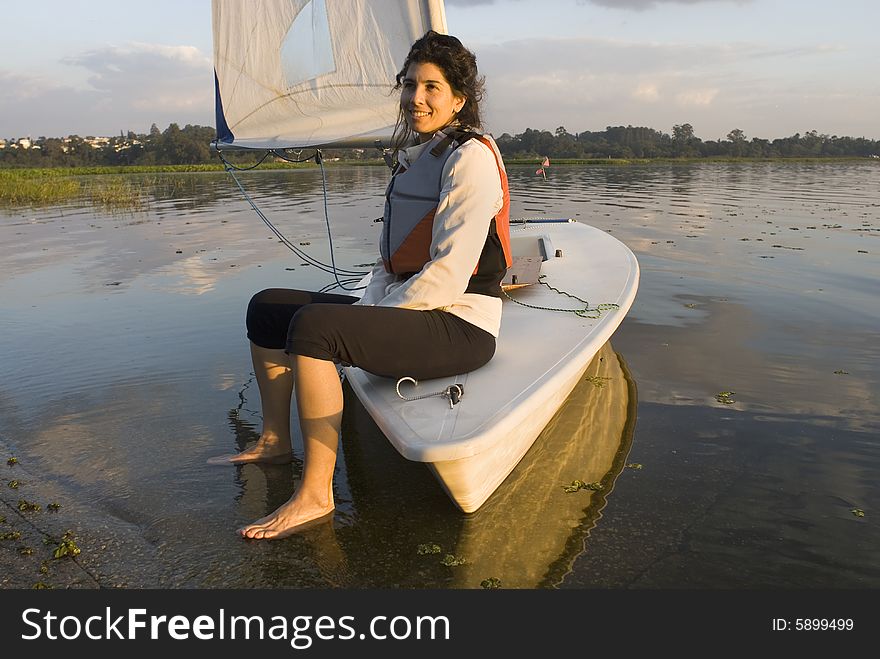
[497,125,880,160]
[2,122,878,168]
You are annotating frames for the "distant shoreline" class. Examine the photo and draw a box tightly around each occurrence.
[2,155,877,175]
[1,157,876,209]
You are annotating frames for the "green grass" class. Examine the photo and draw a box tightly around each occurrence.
[86,177,146,211]
[0,169,82,206]
[0,168,154,209]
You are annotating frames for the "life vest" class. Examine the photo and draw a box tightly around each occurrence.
[380,128,512,298]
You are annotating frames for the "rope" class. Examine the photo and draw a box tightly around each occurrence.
[502,275,620,319]
[396,377,464,409]
[316,151,366,291]
[216,147,368,290]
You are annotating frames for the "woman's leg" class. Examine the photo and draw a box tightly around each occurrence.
[238,355,341,539]
[234,302,495,539]
[209,289,357,465]
[208,343,295,464]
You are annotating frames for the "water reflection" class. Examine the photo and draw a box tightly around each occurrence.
[228,342,636,588]
[2,161,878,589]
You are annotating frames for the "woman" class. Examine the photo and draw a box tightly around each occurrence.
[212,31,511,540]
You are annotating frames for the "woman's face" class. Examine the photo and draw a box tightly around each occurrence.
[400,61,466,143]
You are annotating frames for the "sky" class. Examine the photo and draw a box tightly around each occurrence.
[2,0,878,141]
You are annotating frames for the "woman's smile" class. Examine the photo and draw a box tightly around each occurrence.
[400,61,466,142]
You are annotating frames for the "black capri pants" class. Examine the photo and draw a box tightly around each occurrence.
[246,288,496,380]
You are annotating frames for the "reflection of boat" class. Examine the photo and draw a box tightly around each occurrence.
[338,341,637,588]
[453,341,637,588]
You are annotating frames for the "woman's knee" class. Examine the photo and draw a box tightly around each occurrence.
[287,305,342,361]
[247,289,304,349]
[288,304,334,341]
[248,287,296,310]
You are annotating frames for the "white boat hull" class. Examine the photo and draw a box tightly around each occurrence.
[345,220,639,512]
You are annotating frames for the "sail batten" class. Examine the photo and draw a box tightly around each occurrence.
[213,0,447,150]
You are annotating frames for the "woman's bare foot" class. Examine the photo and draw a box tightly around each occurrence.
[207,436,292,465]
[238,492,334,540]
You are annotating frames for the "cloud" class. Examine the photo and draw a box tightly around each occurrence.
[1,42,213,137]
[632,82,660,102]
[675,88,719,106]
[578,0,751,10]
[0,71,101,137]
[449,0,749,6]
[65,43,212,114]
[450,0,748,6]
[445,0,513,5]
[475,36,864,139]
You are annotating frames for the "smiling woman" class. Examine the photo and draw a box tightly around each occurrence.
[214,30,513,540]
[391,31,485,150]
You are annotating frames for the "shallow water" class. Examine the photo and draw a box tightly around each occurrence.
[1,162,878,588]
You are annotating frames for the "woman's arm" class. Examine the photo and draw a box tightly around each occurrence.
[376,139,503,310]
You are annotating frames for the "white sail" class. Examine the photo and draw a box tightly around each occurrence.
[212,0,447,150]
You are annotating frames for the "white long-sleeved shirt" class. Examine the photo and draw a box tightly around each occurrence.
[356,134,505,337]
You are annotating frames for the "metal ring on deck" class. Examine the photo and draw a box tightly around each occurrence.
[396,378,464,408]
[396,377,419,400]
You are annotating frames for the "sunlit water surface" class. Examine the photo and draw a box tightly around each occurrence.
[1,162,878,588]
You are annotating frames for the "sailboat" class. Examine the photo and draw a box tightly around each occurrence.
[212,0,640,513]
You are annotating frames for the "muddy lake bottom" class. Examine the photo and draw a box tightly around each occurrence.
[1,162,878,589]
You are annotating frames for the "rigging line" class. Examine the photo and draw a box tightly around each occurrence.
[317,150,368,292]
[317,277,362,294]
[221,165,344,276]
[216,149,366,277]
[214,147,274,171]
[219,147,365,276]
[268,149,314,164]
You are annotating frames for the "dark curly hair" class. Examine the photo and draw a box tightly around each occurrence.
[391,31,485,151]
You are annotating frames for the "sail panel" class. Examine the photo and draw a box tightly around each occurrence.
[212,0,448,150]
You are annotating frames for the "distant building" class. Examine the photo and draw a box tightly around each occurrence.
[86,137,111,149]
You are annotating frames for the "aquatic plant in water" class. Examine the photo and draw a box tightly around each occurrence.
[52,531,81,559]
[440,554,467,567]
[86,177,147,211]
[562,479,603,493]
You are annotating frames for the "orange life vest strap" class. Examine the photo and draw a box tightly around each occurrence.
[473,135,513,269]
